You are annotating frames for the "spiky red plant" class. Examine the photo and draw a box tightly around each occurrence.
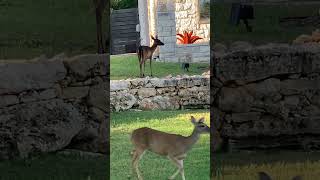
[177,31,203,44]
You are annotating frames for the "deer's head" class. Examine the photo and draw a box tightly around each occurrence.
[151,35,164,46]
[191,116,210,134]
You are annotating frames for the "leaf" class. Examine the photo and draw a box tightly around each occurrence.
[177,30,202,44]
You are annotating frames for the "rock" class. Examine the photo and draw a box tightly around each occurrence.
[0,99,85,160]
[138,88,157,98]
[218,87,254,113]
[57,149,106,158]
[229,41,253,52]
[215,43,320,83]
[39,89,57,100]
[130,79,145,87]
[88,83,107,112]
[64,54,108,81]
[293,34,313,44]
[0,60,66,95]
[89,107,105,122]
[49,52,67,62]
[156,87,176,94]
[284,95,300,107]
[110,80,130,91]
[231,112,261,123]
[0,95,19,108]
[280,79,320,95]
[212,43,227,57]
[62,86,90,99]
[19,91,40,103]
[245,78,281,99]
[139,96,179,110]
[111,92,136,111]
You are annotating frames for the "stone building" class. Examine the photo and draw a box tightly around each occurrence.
[138,0,210,63]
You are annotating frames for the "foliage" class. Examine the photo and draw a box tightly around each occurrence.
[177,31,203,44]
[111,0,137,10]
[110,54,209,80]
[111,110,210,180]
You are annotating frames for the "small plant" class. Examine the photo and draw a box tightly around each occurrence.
[177,31,203,44]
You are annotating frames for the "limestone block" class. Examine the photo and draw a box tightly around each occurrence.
[0,95,19,108]
[0,60,66,94]
[62,86,90,99]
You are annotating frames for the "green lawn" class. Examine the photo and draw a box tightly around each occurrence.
[111,110,210,180]
[0,0,108,59]
[110,55,209,80]
[212,3,320,45]
[212,151,320,180]
[0,153,108,180]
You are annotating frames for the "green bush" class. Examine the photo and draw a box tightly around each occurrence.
[111,0,137,10]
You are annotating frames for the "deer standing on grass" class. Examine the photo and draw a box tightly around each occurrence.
[258,172,302,180]
[137,35,164,77]
[130,116,214,180]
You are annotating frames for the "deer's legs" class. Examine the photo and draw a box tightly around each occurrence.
[150,59,153,77]
[167,156,185,180]
[139,61,143,78]
[132,149,145,180]
[143,61,146,77]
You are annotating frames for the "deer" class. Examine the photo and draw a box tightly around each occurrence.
[130,116,220,180]
[137,35,164,78]
[258,172,302,180]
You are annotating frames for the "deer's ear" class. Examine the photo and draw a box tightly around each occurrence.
[191,116,197,124]
[198,117,205,123]
[151,35,155,40]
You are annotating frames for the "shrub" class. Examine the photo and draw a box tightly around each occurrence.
[177,31,203,44]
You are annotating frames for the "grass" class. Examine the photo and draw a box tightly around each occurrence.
[110,110,210,180]
[0,0,108,59]
[212,151,320,180]
[212,3,320,45]
[110,54,209,80]
[0,153,108,180]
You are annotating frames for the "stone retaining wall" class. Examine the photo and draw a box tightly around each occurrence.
[212,43,320,151]
[111,75,210,111]
[0,54,108,160]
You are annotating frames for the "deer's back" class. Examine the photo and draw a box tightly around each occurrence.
[131,127,186,156]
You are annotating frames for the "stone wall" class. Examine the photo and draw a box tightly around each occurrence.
[0,54,108,160]
[110,75,209,111]
[212,43,320,151]
[155,0,210,62]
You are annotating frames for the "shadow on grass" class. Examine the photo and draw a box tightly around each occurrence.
[212,151,320,180]
[0,153,109,180]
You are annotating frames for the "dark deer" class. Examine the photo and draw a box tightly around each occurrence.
[137,35,164,77]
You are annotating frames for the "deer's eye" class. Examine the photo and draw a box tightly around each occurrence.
[200,125,205,128]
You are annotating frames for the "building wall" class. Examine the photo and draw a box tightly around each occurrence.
[146,0,210,62]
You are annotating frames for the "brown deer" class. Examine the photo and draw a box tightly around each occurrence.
[258,172,302,180]
[137,35,164,77]
[130,116,215,180]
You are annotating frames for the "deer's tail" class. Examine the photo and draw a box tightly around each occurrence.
[137,46,143,63]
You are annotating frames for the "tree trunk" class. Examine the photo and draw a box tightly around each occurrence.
[95,8,105,54]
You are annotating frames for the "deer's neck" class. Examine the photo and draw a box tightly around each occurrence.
[150,43,158,53]
[184,128,200,151]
